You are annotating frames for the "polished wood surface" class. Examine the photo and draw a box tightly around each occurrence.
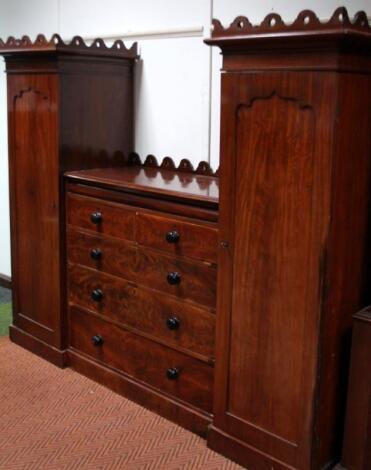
[226,76,321,447]
[67,180,219,223]
[8,74,60,346]
[68,350,212,437]
[1,40,137,360]
[67,193,136,240]
[340,307,371,470]
[70,306,214,413]
[64,166,219,206]
[0,34,137,59]
[65,164,218,434]
[67,191,217,263]
[136,212,217,263]
[205,8,371,470]
[68,264,215,360]
[67,228,216,308]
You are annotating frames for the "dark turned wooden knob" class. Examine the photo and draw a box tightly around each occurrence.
[165,230,180,243]
[90,248,102,260]
[167,272,181,285]
[91,289,103,302]
[92,335,104,346]
[166,367,179,380]
[90,211,102,224]
[166,317,180,330]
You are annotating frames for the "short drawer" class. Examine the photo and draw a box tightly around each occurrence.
[67,228,137,282]
[69,307,213,413]
[68,229,216,308]
[68,264,215,359]
[136,248,216,308]
[136,212,217,263]
[67,193,135,240]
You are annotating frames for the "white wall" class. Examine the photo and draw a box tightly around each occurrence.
[0,0,369,277]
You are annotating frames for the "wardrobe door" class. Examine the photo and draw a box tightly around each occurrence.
[211,72,334,468]
[8,74,61,347]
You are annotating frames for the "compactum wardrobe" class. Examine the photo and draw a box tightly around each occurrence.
[1,7,371,470]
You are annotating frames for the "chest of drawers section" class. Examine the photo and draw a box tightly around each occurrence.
[64,166,219,435]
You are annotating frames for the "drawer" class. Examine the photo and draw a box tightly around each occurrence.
[67,229,137,282]
[136,212,217,263]
[69,307,213,413]
[68,229,216,308]
[136,248,216,308]
[68,264,215,359]
[67,193,135,240]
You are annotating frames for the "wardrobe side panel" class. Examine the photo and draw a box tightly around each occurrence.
[8,74,60,346]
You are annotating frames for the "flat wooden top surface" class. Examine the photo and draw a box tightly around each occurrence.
[65,166,219,206]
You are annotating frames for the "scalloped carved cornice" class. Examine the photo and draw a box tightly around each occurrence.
[210,7,370,38]
[0,34,138,58]
[128,153,219,177]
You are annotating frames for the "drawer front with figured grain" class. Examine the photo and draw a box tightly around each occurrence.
[68,264,215,359]
[67,228,137,281]
[68,229,216,308]
[136,248,216,308]
[67,193,135,240]
[70,307,213,413]
[136,212,217,263]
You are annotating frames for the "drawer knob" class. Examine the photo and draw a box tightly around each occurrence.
[167,272,181,285]
[91,289,103,302]
[166,367,179,380]
[90,211,102,224]
[92,335,104,346]
[90,248,102,260]
[166,230,180,243]
[166,317,180,330]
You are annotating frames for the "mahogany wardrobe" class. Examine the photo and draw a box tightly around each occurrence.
[1,6,371,470]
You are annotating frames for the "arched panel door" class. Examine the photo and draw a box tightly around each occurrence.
[8,75,60,347]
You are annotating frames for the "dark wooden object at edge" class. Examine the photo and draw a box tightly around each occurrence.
[339,307,371,470]
[205,6,371,470]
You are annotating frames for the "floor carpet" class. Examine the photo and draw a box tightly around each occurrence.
[0,338,242,469]
[0,302,11,336]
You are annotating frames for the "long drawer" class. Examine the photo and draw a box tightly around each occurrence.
[69,307,213,413]
[68,264,215,359]
[67,228,217,308]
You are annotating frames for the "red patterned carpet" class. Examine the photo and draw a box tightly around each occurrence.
[0,337,241,469]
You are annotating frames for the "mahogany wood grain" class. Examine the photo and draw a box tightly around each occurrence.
[67,192,135,240]
[340,307,371,470]
[69,306,214,413]
[68,350,212,437]
[136,212,217,263]
[59,57,135,172]
[67,190,218,263]
[9,325,67,368]
[67,228,137,281]
[8,74,60,347]
[66,180,219,223]
[135,247,216,308]
[206,9,371,470]
[65,166,219,207]
[68,264,215,360]
[67,228,217,308]
[1,43,136,360]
